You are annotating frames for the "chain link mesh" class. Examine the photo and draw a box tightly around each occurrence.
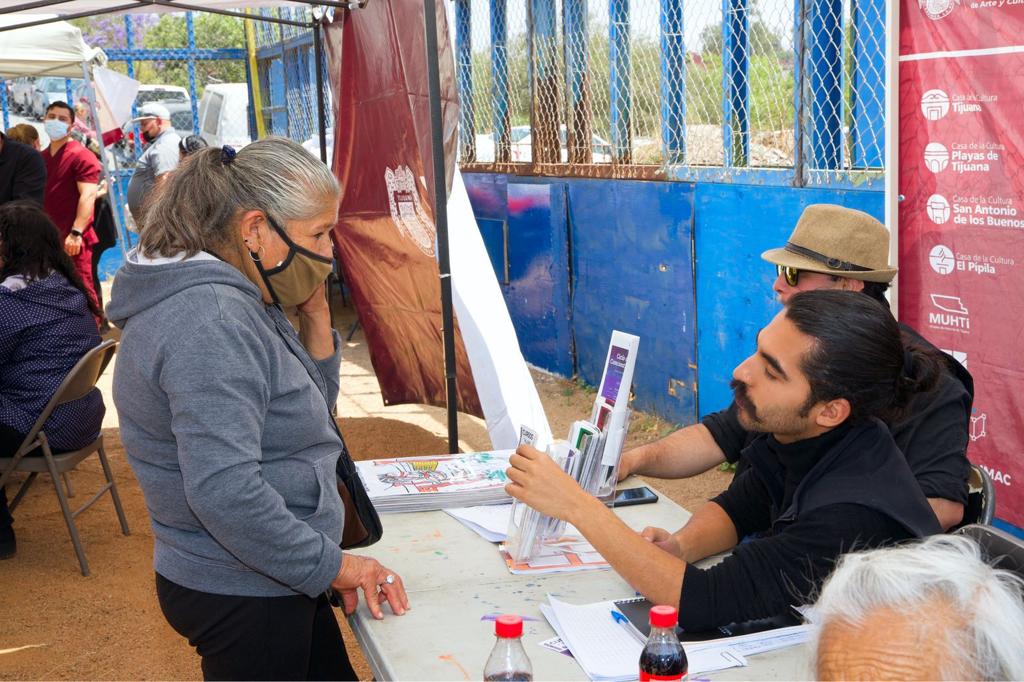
[252,7,333,147]
[457,0,885,181]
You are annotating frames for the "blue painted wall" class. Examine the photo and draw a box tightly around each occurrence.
[506,182,574,376]
[568,179,697,424]
[465,172,700,426]
[693,184,884,415]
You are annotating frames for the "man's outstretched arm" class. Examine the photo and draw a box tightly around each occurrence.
[618,422,727,480]
[506,446,740,607]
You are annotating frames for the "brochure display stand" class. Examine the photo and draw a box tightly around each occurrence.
[506,331,640,563]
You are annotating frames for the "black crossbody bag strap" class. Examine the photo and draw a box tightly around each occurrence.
[265,307,382,549]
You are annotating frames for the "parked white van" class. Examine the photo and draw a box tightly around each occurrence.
[198,83,252,149]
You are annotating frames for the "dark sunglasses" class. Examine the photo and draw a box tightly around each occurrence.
[776,264,802,287]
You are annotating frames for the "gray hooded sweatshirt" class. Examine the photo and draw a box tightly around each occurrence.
[107,251,344,598]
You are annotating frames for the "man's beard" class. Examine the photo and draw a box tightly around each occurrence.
[731,379,760,426]
[731,379,810,437]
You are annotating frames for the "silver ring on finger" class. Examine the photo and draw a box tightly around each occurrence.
[384,574,395,585]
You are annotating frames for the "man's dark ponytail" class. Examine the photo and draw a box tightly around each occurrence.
[787,291,943,425]
[889,337,944,421]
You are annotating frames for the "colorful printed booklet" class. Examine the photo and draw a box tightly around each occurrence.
[355,451,513,512]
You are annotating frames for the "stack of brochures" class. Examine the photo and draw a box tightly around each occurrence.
[355,451,513,513]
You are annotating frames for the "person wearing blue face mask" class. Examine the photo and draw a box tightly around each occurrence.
[106,137,408,680]
[41,101,102,319]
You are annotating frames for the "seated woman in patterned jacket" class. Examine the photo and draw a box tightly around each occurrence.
[0,201,105,560]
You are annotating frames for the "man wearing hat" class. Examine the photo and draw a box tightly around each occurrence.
[126,102,181,228]
[618,204,974,530]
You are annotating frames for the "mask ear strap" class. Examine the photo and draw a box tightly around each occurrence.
[252,252,281,306]
[264,213,333,264]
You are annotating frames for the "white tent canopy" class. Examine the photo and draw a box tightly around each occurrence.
[0,16,104,77]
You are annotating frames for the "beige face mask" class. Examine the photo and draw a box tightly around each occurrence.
[252,214,334,307]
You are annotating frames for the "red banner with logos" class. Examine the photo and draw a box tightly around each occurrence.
[323,3,482,418]
[899,0,1024,527]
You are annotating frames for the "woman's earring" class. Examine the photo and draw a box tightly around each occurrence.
[248,244,265,262]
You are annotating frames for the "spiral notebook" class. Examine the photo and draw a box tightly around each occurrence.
[612,596,803,641]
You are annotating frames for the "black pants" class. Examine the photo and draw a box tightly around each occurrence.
[156,573,357,681]
[91,245,106,311]
[0,423,28,530]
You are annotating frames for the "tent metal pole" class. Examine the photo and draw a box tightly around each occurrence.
[147,1,313,27]
[422,0,459,453]
[313,15,328,164]
[0,0,80,15]
[0,1,321,32]
[0,2,142,32]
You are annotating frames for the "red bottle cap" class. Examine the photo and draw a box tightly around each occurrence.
[495,614,524,638]
[649,605,678,629]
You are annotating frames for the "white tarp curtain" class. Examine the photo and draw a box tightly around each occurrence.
[0,16,105,76]
[93,66,140,132]
[449,169,554,450]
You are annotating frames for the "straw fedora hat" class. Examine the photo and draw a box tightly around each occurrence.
[761,204,898,283]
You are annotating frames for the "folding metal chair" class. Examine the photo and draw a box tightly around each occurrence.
[956,524,1024,579]
[0,339,129,576]
[951,464,996,533]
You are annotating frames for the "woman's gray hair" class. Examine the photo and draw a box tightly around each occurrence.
[140,136,339,257]
[812,534,1024,680]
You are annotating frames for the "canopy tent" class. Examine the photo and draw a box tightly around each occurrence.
[0,16,105,76]
[0,0,466,452]
[0,1,359,30]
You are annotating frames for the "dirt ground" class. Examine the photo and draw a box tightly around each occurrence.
[0,292,731,681]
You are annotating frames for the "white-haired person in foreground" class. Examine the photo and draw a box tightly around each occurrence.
[813,534,1024,680]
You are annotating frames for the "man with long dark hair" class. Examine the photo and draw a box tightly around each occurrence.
[618,204,973,530]
[507,290,942,630]
[0,202,105,559]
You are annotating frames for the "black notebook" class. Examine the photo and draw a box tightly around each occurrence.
[612,596,803,641]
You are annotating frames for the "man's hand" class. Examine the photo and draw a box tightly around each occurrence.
[330,554,410,620]
[505,445,591,523]
[64,233,83,256]
[640,526,683,557]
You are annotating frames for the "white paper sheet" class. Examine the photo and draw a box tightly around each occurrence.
[542,597,748,681]
[445,504,513,541]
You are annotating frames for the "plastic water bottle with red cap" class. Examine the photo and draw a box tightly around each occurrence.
[483,614,533,681]
[639,605,688,680]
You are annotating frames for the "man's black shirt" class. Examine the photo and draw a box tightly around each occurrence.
[0,134,45,205]
[678,419,940,631]
[702,323,973,505]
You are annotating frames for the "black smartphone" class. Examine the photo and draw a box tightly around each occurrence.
[611,486,659,507]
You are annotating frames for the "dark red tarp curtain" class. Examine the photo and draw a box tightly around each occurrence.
[324,1,482,417]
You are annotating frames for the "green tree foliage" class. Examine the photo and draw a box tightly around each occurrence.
[72,13,245,97]
[138,14,246,97]
[468,23,793,144]
[698,18,786,56]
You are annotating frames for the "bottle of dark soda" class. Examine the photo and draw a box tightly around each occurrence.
[639,604,687,681]
[483,614,533,681]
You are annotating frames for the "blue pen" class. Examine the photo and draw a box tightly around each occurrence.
[611,610,646,644]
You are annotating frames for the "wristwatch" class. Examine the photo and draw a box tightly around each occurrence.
[71,228,84,238]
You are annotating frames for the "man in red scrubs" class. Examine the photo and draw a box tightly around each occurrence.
[41,100,101,315]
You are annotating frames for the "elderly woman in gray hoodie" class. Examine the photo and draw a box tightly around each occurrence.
[107,138,408,681]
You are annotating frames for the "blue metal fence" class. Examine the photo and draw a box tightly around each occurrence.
[458,0,887,188]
